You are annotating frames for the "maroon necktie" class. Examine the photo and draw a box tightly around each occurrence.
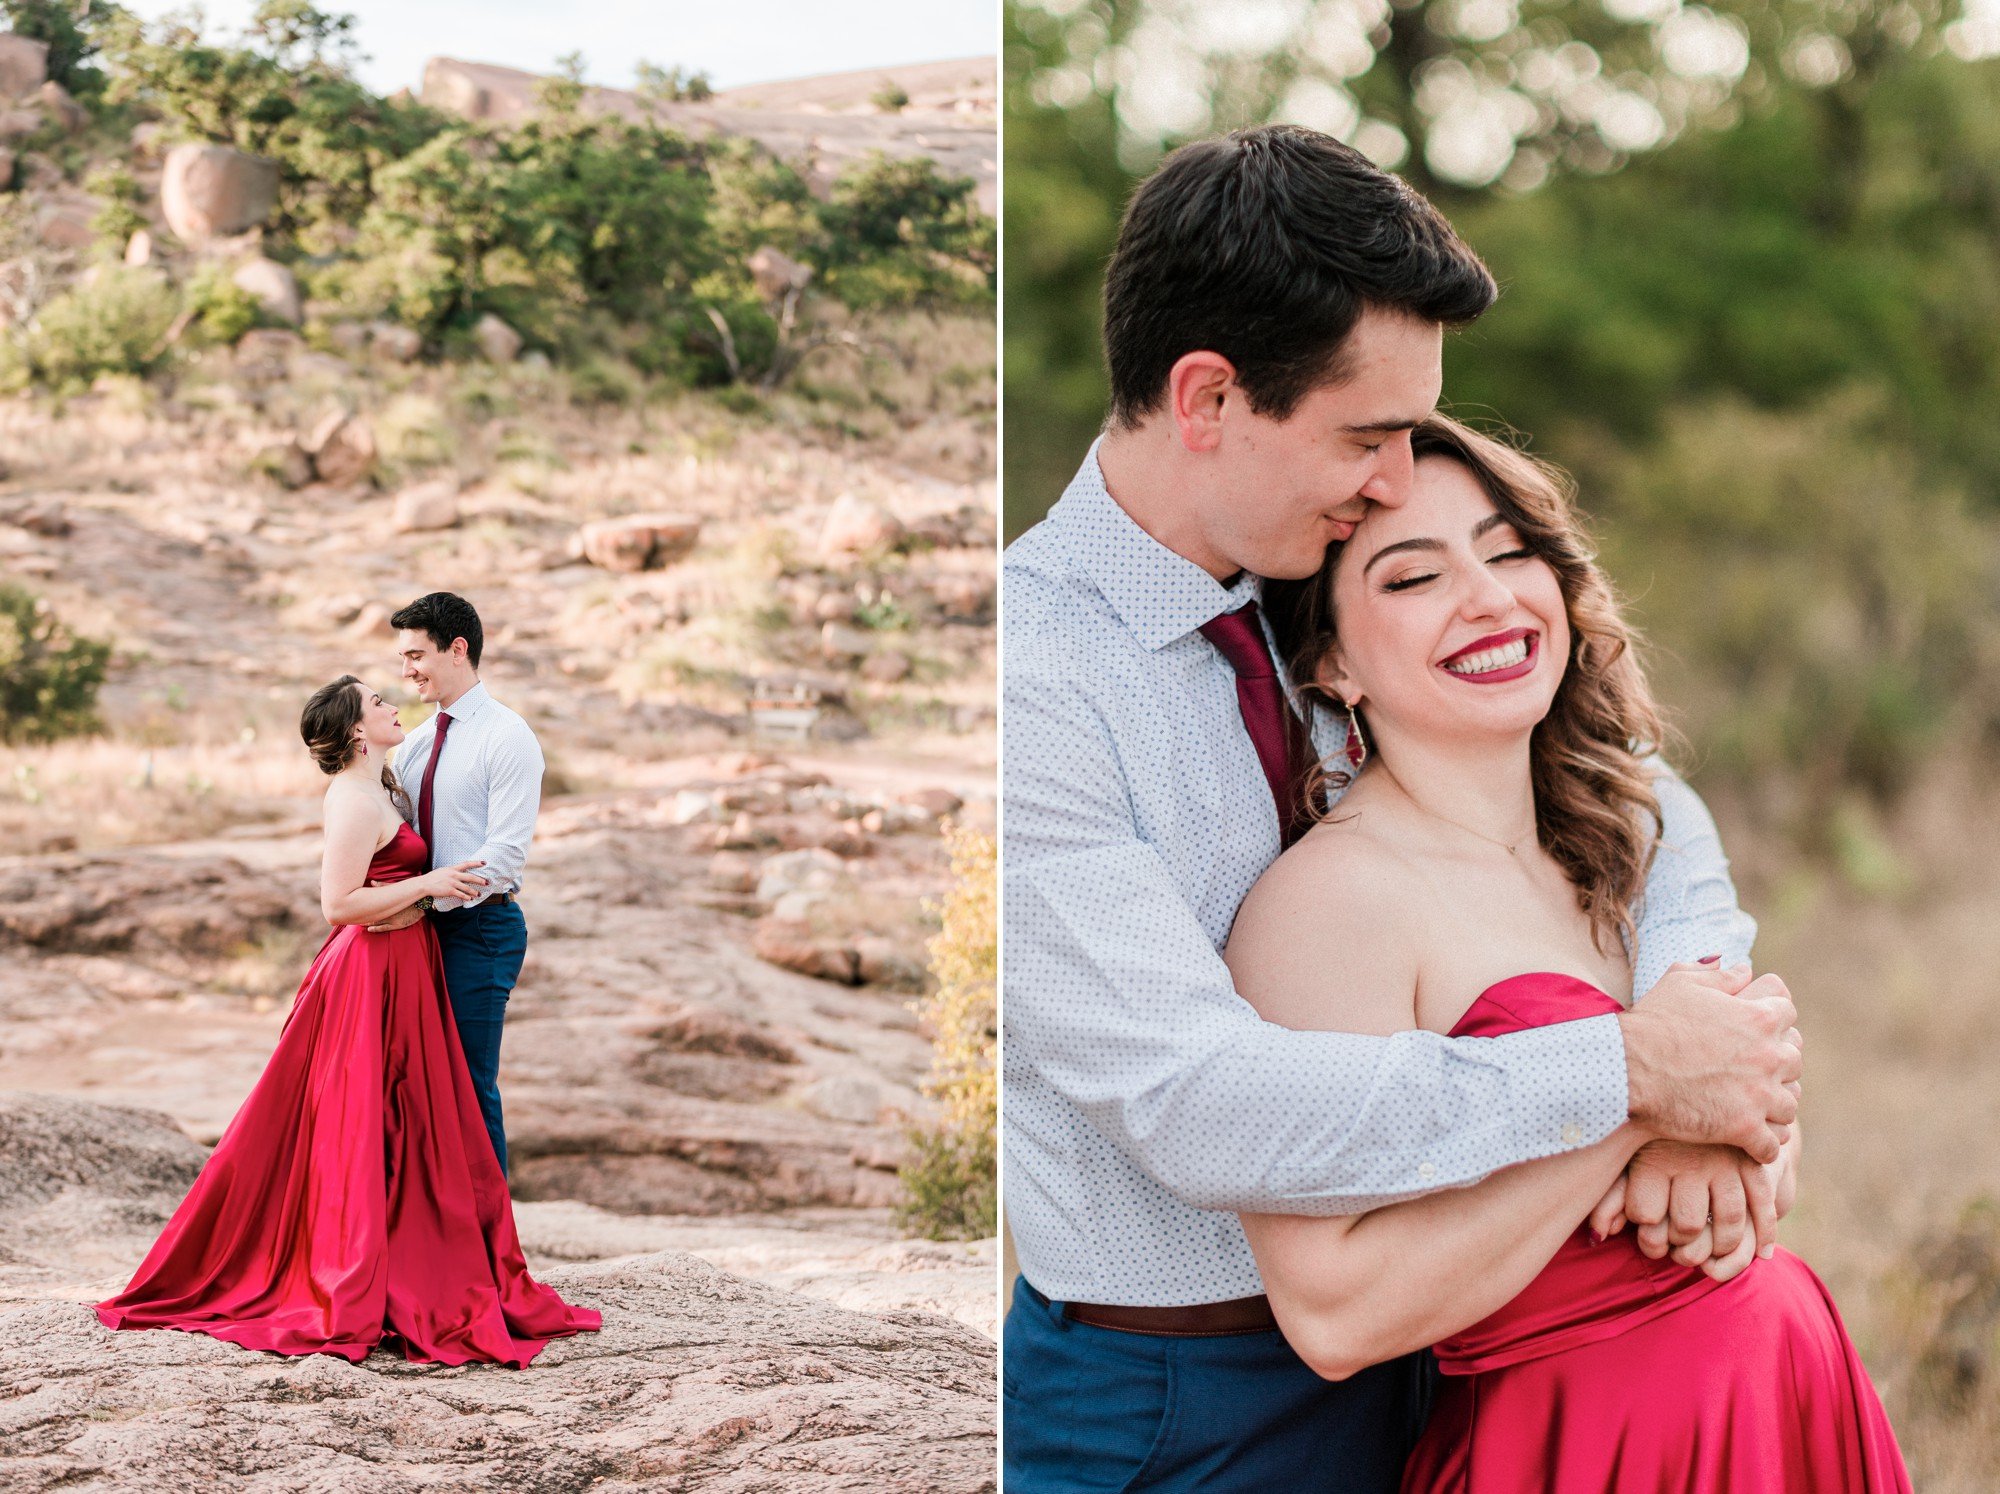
[1200,601,1313,848]
[416,710,452,870]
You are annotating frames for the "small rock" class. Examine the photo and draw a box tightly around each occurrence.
[369,322,422,362]
[855,934,924,988]
[235,328,305,373]
[819,622,871,663]
[326,321,369,356]
[4,499,69,537]
[932,574,995,622]
[314,594,366,627]
[706,852,757,894]
[747,244,813,302]
[17,150,59,189]
[259,439,313,489]
[823,820,872,858]
[471,311,523,363]
[391,478,460,533]
[755,847,854,905]
[231,256,301,325]
[123,228,153,266]
[576,513,702,572]
[671,789,721,826]
[752,919,860,985]
[799,1075,882,1125]
[717,811,776,852]
[35,201,93,251]
[813,590,858,624]
[899,787,965,820]
[304,410,377,486]
[861,650,911,684]
[0,34,48,99]
[34,80,86,133]
[819,492,905,559]
[0,147,14,192]
[771,889,832,922]
[346,602,394,638]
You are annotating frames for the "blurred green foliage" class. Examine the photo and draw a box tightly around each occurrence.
[7,2,990,389]
[0,585,110,745]
[1005,0,2000,836]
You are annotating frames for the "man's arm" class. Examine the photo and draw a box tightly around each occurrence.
[1005,656,1632,1216]
[435,720,542,911]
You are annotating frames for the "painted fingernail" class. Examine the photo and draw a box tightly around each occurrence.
[1588,1229,1604,1246]
[1698,955,1720,965]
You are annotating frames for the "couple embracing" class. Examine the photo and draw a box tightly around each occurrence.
[1002,127,1910,1489]
[97,592,597,1367]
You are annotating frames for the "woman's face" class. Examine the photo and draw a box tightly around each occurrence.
[351,683,406,757]
[1323,455,1569,747]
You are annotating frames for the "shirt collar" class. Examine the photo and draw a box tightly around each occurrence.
[438,680,490,725]
[1049,438,1259,652]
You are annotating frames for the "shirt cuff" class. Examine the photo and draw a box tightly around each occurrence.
[1504,1010,1630,1161]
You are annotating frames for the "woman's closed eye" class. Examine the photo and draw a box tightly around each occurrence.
[1382,570,1439,593]
[1488,547,1533,565]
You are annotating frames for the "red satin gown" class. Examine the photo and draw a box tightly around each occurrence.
[1401,972,1910,1493]
[96,822,600,1367]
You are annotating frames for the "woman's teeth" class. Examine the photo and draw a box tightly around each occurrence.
[1444,638,1530,676]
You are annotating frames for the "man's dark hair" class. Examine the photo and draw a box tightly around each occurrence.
[390,592,483,669]
[1102,124,1497,427]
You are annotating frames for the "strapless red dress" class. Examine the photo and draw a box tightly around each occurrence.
[96,822,599,1367]
[1400,973,1909,1492]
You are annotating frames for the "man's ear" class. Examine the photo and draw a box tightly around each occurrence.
[451,637,469,664]
[1165,351,1238,454]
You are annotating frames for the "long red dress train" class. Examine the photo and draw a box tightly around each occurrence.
[1401,972,1910,1492]
[96,822,599,1367]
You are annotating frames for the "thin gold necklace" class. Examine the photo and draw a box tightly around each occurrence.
[1382,767,1537,856]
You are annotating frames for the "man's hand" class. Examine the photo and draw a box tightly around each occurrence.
[363,877,428,934]
[366,903,427,934]
[1619,962,1801,1163]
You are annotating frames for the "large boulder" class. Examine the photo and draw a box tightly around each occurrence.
[228,256,300,325]
[0,855,301,962]
[575,513,702,572]
[34,80,85,133]
[0,34,48,98]
[34,200,94,251]
[159,145,279,243]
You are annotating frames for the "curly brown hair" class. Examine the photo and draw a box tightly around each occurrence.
[299,675,412,819]
[1264,413,1669,953]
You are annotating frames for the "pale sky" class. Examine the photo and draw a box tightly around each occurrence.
[115,0,995,95]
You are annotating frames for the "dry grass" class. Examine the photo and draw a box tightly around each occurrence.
[0,737,317,855]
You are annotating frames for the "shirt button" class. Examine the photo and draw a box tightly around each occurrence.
[1417,1161,1436,1180]
[1561,1123,1583,1146]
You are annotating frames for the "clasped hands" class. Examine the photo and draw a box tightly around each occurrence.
[1597,960,1804,1283]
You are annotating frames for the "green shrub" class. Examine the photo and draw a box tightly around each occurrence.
[1591,392,2000,825]
[0,585,111,744]
[898,825,996,1240]
[11,268,176,390]
[178,265,262,348]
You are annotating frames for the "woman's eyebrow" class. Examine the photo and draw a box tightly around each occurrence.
[1361,513,1513,577]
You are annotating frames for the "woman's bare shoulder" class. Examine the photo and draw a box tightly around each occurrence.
[1223,804,1428,1035]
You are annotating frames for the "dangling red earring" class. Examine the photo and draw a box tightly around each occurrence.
[1343,701,1367,773]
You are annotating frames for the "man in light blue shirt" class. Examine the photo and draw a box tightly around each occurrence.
[375,591,544,1173]
[1002,125,1803,1490]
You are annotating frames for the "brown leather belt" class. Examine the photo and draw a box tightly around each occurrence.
[1062,1294,1278,1337]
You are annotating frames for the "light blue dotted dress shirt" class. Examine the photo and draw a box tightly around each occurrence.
[1002,444,1758,1306]
[392,681,544,911]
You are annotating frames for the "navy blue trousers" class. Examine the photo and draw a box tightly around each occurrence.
[1002,1277,1434,1491]
[430,899,526,1174]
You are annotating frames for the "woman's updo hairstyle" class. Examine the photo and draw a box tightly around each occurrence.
[300,675,412,817]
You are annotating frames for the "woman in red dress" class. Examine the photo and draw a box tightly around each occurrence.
[1225,414,1909,1489]
[97,675,599,1368]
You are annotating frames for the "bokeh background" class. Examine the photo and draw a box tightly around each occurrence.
[1006,0,2000,1481]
